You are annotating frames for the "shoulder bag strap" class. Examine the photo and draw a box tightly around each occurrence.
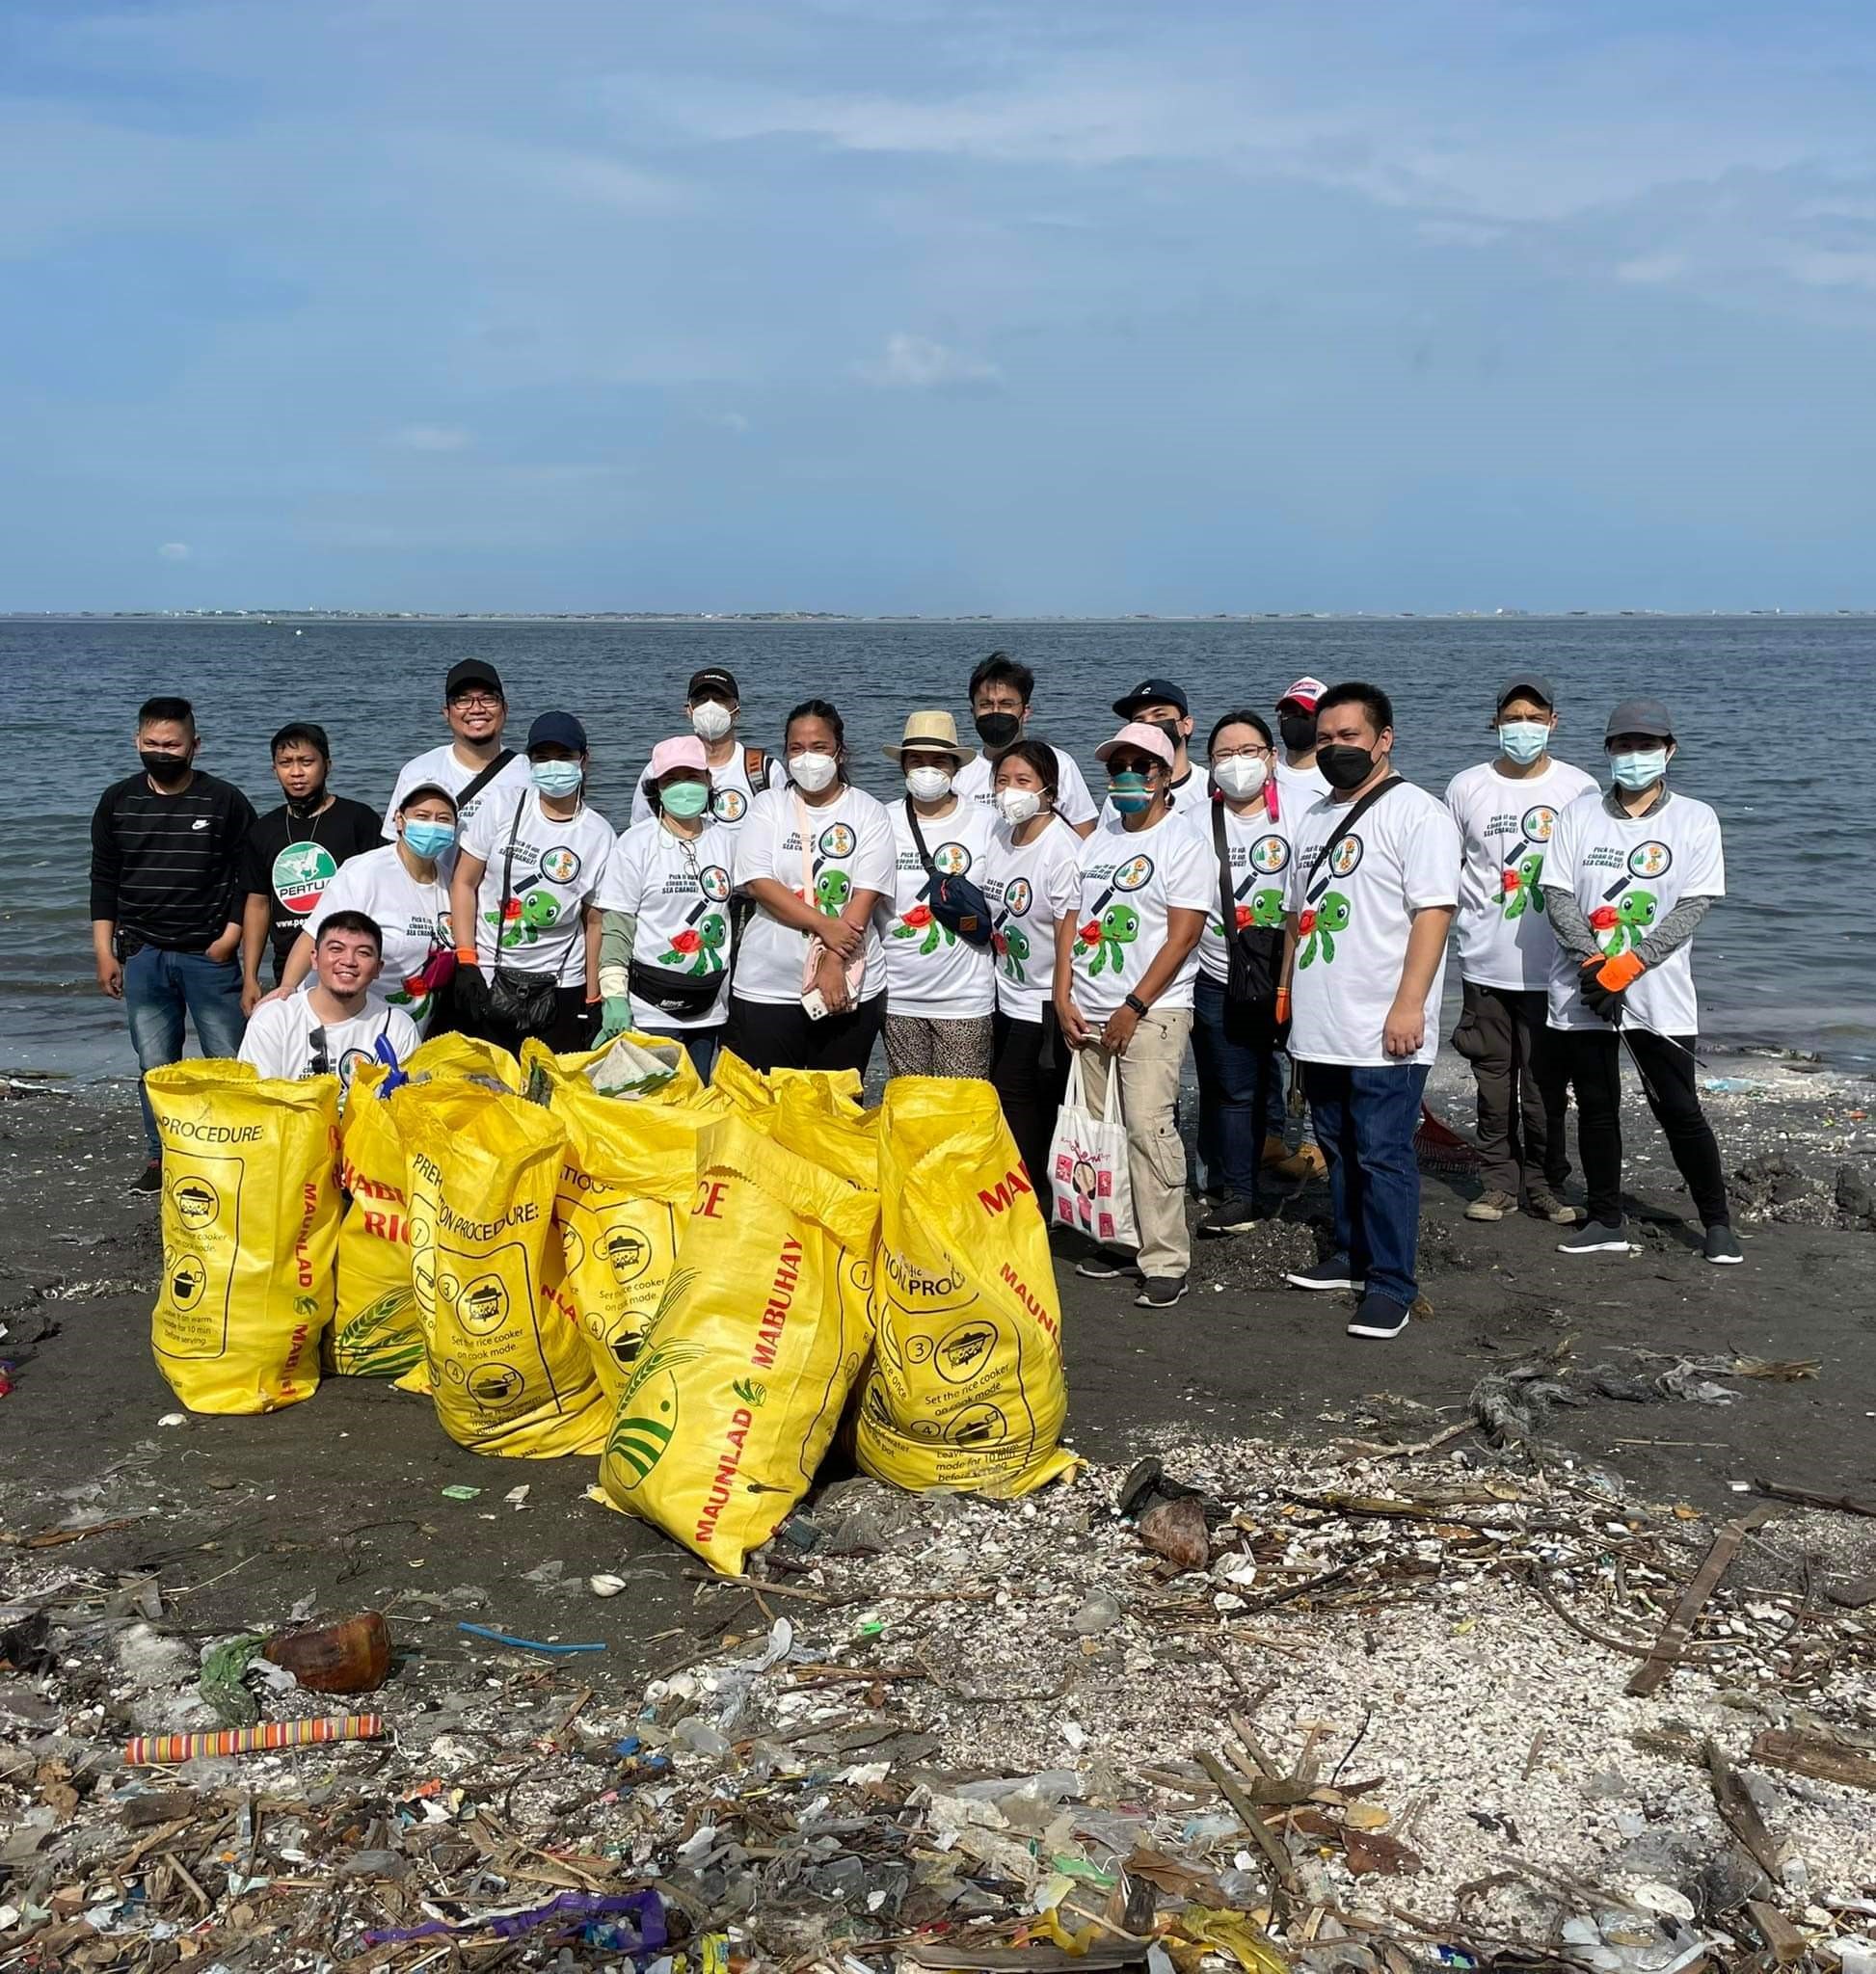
[1306,775,1406,886]
[496,790,529,929]
[1211,795,1234,933]
[902,797,940,882]
[456,747,517,813]
[745,745,774,790]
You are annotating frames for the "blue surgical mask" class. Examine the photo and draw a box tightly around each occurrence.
[1109,772,1153,815]
[1610,748,1668,790]
[531,760,584,798]
[660,781,710,820]
[402,819,457,860]
[1497,721,1550,766]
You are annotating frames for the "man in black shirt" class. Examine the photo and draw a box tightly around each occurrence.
[238,721,381,1011]
[90,696,257,1189]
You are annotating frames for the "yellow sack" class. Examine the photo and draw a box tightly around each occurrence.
[405,1030,521,1089]
[768,1081,881,1338]
[331,1062,426,1382]
[523,1031,710,1107]
[600,1114,877,1572]
[147,1061,339,1415]
[857,1077,1072,1496]
[710,1048,775,1115]
[526,1046,722,1399]
[394,1080,607,1456]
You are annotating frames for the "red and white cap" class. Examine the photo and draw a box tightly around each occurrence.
[1277,676,1327,712]
[1094,720,1177,768]
[649,735,710,779]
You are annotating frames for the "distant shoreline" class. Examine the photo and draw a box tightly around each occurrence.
[6,609,1875,625]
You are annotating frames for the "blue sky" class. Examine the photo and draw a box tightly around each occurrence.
[4,0,1875,614]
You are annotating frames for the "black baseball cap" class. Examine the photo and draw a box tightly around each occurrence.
[445,658,504,700]
[1496,673,1556,711]
[687,666,739,701]
[1605,696,1674,742]
[1112,676,1189,718]
[526,710,588,754]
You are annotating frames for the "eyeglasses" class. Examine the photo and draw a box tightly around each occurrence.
[1212,743,1272,762]
[449,692,503,711]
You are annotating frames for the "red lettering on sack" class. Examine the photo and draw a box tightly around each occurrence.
[694,1404,757,1545]
[976,1167,1033,1215]
[694,1178,729,1220]
[999,1261,1060,1345]
[294,1181,320,1289]
[751,1237,802,1370]
[360,1210,410,1245]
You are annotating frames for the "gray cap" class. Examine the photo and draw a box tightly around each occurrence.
[1496,673,1556,711]
[1605,696,1674,742]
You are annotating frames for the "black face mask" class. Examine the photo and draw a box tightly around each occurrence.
[1317,743,1377,791]
[284,784,329,821]
[974,710,1022,750]
[140,750,192,787]
[1279,711,1317,754]
[1147,717,1184,750]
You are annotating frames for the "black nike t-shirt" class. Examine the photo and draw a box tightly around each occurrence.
[240,796,385,971]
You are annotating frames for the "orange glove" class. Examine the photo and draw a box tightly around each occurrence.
[454,944,480,969]
[1274,986,1292,1025]
[1592,948,1647,993]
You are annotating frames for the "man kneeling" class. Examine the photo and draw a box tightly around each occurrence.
[238,910,419,1099]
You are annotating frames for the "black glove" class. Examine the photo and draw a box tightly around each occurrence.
[1578,969,1625,1024]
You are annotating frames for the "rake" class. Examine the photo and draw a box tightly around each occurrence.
[1414,1101,1482,1175]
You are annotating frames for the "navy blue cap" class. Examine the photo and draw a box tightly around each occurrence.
[526,710,588,754]
[1112,677,1189,718]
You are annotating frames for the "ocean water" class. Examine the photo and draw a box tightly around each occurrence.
[5,614,1872,1079]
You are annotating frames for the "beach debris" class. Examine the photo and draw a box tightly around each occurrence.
[261,1608,391,1693]
[1754,1477,1876,1517]
[1627,1506,1775,1696]
[124,1714,387,1764]
[1135,1495,1210,1574]
[456,1620,605,1656]
[1751,1729,1876,1793]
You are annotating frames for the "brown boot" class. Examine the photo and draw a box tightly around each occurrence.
[1273,1141,1327,1183]
[1259,1133,1290,1170]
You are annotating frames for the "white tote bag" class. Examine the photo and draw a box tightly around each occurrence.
[1047,1052,1139,1251]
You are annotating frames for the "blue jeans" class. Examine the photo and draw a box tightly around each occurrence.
[1193,972,1283,1199]
[123,946,248,1158]
[1304,1060,1430,1308]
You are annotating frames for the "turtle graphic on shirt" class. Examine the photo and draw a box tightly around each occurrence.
[1588,888,1657,955]
[815,869,851,915]
[1210,888,1287,940]
[488,888,562,948]
[1074,902,1139,976]
[893,901,954,955]
[659,912,728,974]
[996,922,1032,981]
[1501,851,1549,920]
[1297,891,1352,968]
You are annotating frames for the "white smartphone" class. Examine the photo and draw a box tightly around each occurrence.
[801,987,831,1021]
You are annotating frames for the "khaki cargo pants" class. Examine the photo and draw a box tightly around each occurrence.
[1076,1007,1193,1279]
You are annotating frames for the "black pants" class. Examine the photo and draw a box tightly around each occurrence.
[1563,1027,1729,1229]
[723,993,885,1078]
[454,979,597,1058]
[991,1009,1068,1190]
[1454,981,1569,1196]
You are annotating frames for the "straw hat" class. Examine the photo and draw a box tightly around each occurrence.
[881,709,976,763]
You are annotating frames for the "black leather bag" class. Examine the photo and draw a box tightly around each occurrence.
[904,800,995,947]
[480,796,560,1034]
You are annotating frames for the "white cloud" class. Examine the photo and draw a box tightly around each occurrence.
[857,333,1002,390]
[389,423,471,452]
[157,541,192,561]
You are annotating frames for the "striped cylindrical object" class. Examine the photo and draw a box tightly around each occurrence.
[124,1714,386,1766]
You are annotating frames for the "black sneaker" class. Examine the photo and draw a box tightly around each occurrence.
[1284,1256,1364,1292]
[1075,1252,1133,1280]
[1136,1275,1189,1308]
[129,1160,163,1195]
[1558,1219,1629,1256]
[1703,1224,1744,1266]
[1198,1196,1261,1237]
[1347,1294,1410,1340]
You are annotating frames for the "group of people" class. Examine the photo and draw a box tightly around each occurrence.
[89,650,1737,1340]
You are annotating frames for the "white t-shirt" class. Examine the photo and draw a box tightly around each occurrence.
[459,791,616,985]
[953,742,1097,830]
[982,815,1084,1023]
[238,994,420,1098]
[1274,757,1330,811]
[1194,800,1297,984]
[311,844,452,1029]
[1545,790,1725,1037]
[1286,781,1461,1068]
[878,796,998,1021]
[1445,758,1599,991]
[593,816,736,1031]
[381,744,532,843]
[1065,812,1215,1020]
[730,784,897,1006]
[629,743,779,832]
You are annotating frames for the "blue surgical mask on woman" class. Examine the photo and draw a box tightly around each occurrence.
[1497,721,1550,766]
[1610,747,1668,790]
[402,819,456,860]
[1109,771,1153,815]
[531,759,584,798]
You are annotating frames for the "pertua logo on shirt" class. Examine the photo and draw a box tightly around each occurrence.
[272,841,338,914]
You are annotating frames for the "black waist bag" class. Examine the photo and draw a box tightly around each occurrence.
[1212,797,1283,1012]
[479,794,563,1035]
[905,799,995,947]
[628,957,725,1019]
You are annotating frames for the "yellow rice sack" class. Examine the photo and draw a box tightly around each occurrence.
[404,1030,522,1089]
[599,1114,877,1573]
[147,1061,339,1415]
[856,1076,1073,1496]
[330,1062,426,1382]
[394,1080,607,1457]
[522,1031,710,1106]
[524,1041,723,1398]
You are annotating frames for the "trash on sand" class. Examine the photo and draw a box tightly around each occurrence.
[261,1609,392,1693]
[361,1886,667,1949]
[1135,1495,1210,1575]
[456,1620,605,1656]
[124,1714,387,1764]
[440,1483,482,1502]
[589,1571,629,1596]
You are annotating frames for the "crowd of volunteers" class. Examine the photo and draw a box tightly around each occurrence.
[89,650,1739,1340]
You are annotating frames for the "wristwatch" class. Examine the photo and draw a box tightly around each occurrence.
[1124,993,1149,1017]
